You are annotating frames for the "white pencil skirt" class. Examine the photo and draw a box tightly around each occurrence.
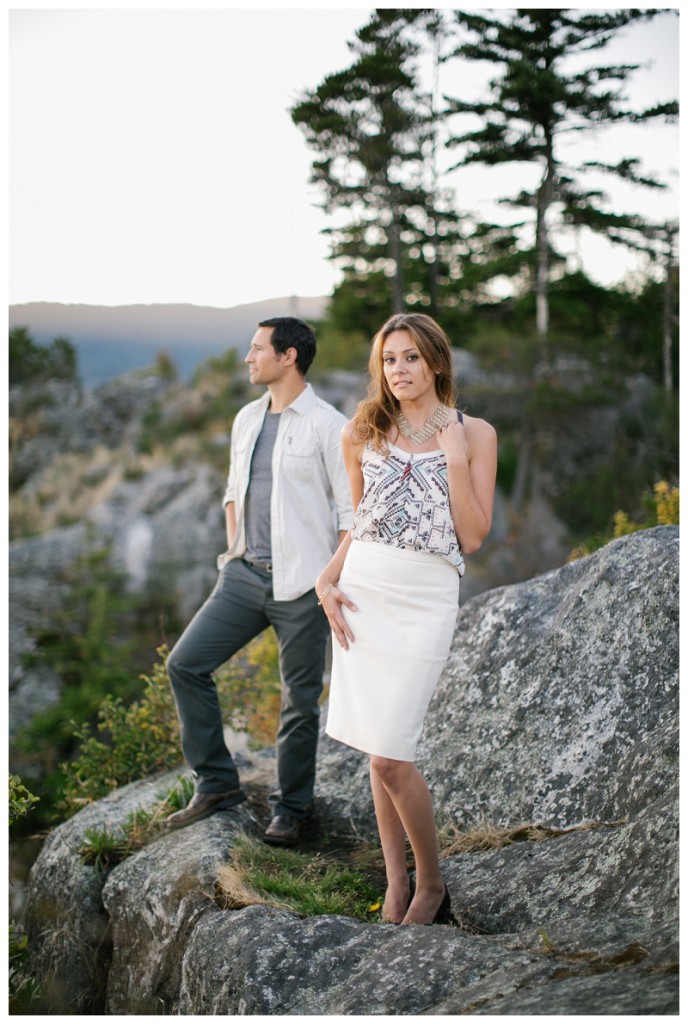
[325,539,460,762]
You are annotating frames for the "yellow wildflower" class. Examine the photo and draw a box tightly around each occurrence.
[654,481,679,525]
[612,510,637,538]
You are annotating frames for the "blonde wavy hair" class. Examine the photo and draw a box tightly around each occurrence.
[352,313,457,452]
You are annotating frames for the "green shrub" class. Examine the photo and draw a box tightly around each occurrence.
[496,434,518,495]
[59,645,182,812]
[10,326,78,386]
[60,630,282,814]
[14,546,183,825]
[9,775,41,1012]
[18,550,140,751]
[9,921,40,1013]
[9,774,39,826]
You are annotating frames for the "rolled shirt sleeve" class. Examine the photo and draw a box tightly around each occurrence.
[320,411,354,534]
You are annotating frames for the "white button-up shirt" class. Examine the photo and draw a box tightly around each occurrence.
[221,383,353,601]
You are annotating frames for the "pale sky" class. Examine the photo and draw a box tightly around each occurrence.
[8,4,680,309]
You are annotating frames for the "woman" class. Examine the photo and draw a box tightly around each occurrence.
[316,313,497,926]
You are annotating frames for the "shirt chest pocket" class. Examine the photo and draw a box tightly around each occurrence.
[232,442,251,480]
[282,435,318,479]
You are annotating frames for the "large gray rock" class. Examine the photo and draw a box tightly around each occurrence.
[178,905,555,1015]
[22,526,678,1015]
[21,767,259,1014]
[22,771,181,1013]
[101,799,257,1015]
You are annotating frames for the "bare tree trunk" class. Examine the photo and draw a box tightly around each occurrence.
[535,149,555,352]
[535,203,549,343]
[389,215,405,313]
[517,146,555,518]
[662,228,675,395]
[426,23,441,315]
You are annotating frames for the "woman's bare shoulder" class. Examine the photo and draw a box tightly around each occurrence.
[342,418,366,459]
[342,418,365,445]
[462,412,497,445]
[341,417,356,440]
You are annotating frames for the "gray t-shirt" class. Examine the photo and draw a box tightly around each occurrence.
[244,410,281,562]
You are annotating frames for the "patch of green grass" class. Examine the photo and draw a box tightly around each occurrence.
[217,834,383,922]
[77,774,195,877]
[79,826,130,879]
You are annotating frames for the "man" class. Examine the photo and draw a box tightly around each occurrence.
[165,316,352,845]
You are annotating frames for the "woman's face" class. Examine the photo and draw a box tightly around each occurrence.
[381,330,435,403]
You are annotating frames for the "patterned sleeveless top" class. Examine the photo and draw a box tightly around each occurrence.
[351,439,465,576]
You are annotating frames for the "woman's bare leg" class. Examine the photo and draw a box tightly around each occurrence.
[370,756,446,925]
[370,763,410,923]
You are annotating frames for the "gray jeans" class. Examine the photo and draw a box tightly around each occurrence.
[166,557,330,818]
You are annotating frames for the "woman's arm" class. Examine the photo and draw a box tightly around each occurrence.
[437,414,497,555]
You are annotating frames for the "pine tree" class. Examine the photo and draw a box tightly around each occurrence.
[291,9,444,316]
[446,8,678,353]
[293,10,530,342]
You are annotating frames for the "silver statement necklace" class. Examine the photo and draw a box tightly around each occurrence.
[395,405,451,445]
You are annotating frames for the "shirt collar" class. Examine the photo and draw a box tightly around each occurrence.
[254,378,315,413]
[257,381,314,416]
[288,382,315,415]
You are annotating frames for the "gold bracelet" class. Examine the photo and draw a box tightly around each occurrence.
[317,582,334,606]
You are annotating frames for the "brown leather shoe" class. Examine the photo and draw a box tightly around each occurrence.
[165,789,246,830]
[263,814,301,846]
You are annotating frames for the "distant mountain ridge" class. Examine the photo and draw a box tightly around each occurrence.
[9,296,328,386]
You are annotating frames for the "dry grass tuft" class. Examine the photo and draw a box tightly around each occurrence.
[216,863,277,911]
[438,818,626,857]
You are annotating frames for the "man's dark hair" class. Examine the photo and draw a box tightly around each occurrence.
[258,316,317,376]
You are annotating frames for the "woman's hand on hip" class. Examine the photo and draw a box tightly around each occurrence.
[319,583,357,650]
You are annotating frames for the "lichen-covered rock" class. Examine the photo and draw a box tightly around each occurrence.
[178,905,554,1015]
[440,786,678,970]
[172,791,677,1015]
[22,771,181,1013]
[102,806,255,1015]
[426,525,678,829]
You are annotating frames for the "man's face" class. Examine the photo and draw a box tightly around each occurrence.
[244,327,287,386]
